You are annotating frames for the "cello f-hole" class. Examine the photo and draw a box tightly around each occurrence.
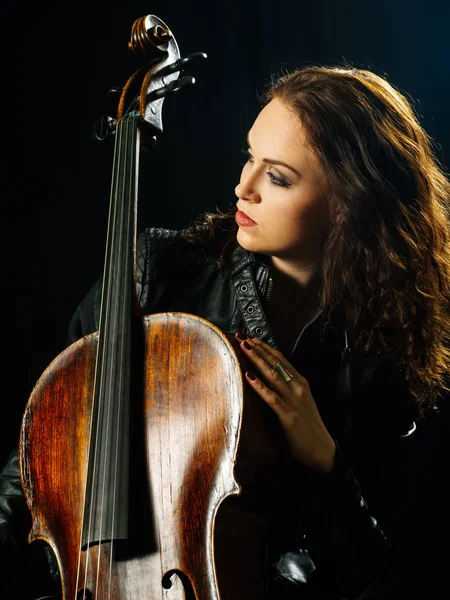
[162,569,196,599]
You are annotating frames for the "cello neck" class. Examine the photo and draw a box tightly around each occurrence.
[82,114,141,548]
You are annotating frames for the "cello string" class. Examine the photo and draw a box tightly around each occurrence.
[107,113,129,597]
[102,112,138,598]
[74,108,119,597]
[95,114,129,599]
[109,112,137,599]
[100,114,124,598]
[88,113,125,600]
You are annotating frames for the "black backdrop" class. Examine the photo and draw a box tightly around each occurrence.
[2,1,449,598]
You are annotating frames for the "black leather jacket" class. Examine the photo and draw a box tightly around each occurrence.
[0,227,418,599]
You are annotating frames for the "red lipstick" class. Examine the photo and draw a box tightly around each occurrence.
[235,210,257,227]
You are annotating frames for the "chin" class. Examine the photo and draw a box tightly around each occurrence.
[236,228,257,251]
[236,228,269,256]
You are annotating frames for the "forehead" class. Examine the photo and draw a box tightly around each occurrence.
[251,98,301,138]
[249,98,323,175]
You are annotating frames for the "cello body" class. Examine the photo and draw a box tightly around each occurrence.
[20,313,244,599]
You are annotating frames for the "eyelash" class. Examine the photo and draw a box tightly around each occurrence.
[240,148,291,188]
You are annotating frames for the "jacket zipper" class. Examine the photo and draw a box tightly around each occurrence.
[265,276,274,302]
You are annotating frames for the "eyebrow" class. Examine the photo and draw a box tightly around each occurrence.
[246,132,301,177]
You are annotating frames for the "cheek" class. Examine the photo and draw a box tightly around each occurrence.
[294,188,328,222]
[282,193,329,239]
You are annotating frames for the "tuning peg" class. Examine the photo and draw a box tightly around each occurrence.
[157,52,207,77]
[176,51,208,70]
[91,115,117,142]
[146,75,196,103]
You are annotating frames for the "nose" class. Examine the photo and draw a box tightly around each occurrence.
[234,164,261,203]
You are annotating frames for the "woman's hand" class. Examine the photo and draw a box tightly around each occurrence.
[235,333,336,474]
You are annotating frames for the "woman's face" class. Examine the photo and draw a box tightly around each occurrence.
[235,98,329,267]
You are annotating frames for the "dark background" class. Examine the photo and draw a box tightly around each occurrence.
[1,1,449,598]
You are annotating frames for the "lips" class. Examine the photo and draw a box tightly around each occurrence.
[235,209,257,227]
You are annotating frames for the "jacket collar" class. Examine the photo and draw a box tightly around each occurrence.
[229,242,276,277]
[229,242,257,276]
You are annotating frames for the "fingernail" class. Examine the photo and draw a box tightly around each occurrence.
[243,341,252,350]
[235,331,248,341]
[246,370,256,381]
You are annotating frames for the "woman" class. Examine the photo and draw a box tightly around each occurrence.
[1,65,450,599]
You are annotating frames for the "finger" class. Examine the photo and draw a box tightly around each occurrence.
[243,337,304,384]
[245,370,290,417]
[251,338,309,386]
[246,338,298,373]
[238,339,299,391]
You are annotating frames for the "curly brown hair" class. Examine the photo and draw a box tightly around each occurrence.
[183,65,450,413]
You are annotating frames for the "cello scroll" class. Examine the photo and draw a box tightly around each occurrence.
[92,14,206,144]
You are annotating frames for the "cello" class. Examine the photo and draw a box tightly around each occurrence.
[19,13,297,600]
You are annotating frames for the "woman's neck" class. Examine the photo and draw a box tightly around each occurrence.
[266,257,322,354]
[269,255,321,297]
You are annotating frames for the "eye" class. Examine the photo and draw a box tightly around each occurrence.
[266,171,291,188]
[240,148,291,188]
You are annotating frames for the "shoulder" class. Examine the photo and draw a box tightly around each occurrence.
[136,224,247,277]
[136,226,213,285]
[136,227,184,265]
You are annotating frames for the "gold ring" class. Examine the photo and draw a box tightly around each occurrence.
[273,361,294,383]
